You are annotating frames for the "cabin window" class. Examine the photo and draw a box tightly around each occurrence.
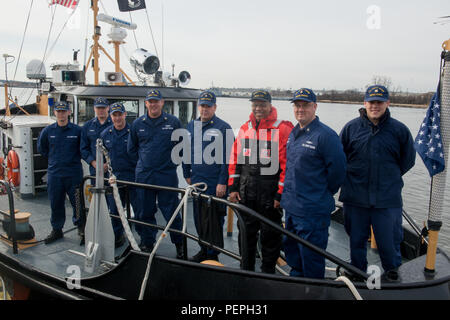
[162,101,174,115]
[77,98,139,125]
[77,99,95,125]
[109,99,139,124]
[178,101,196,127]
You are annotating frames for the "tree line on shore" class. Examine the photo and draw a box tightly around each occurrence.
[316,89,433,106]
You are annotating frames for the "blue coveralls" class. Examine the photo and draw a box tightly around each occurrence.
[182,115,233,255]
[127,111,183,246]
[37,122,83,231]
[101,123,139,238]
[80,116,112,177]
[281,117,346,279]
[339,109,416,272]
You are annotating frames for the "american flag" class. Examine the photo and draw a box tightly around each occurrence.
[50,0,79,9]
[414,86,445,176]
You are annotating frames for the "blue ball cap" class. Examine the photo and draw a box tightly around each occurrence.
[250,90,271,103]
[291,88,317,103]
[109,102,126,114]
[145,89,163,101]
[365,85,389,102]
[198,91,216,107]
[94,97,109,107]
[54,101,70,111]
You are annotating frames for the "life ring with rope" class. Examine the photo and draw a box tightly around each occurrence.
[7,150,20,186]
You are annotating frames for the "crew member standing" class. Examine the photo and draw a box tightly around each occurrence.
[101,102,139,248]
[182,90,233,262]
[80,97,112,178]
[228,90,293,273]
[38,102,83,244]
[128,89,184,258]
[339,85,415,279]
[281,88,346,279]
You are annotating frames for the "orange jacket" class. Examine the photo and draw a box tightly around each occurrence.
[228,106,293,199]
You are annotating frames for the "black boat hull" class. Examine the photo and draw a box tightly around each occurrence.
[1,249,449,300]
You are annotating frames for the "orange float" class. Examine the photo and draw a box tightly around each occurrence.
[7,150,20,186]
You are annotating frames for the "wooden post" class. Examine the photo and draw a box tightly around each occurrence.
[370,226,377,249]
[226,206,233,237]
[36,94,48,116]
[5,83,10,116]
[425,229,439,273]
[112,40,124,86]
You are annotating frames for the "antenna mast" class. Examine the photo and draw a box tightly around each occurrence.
[92,0,100,85]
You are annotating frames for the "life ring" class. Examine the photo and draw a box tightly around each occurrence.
[7,150,20,186]
[0,157,4,180]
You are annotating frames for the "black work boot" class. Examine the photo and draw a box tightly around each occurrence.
[115,234,126,248]
[139,242,154,253]
[207,254,219,262]
[44,229,63,244]
[78,225,85,246]
[175,243,185,259]
[381,268,400,283]
[189,249,208,262]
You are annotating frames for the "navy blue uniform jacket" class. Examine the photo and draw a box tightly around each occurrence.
[281,117,346,216]
[101,123,137,181]
[338,109,416,208]
[38,122,83,177]
[80,117,112,169]
[182,115,233,196]
[127,112,181,181]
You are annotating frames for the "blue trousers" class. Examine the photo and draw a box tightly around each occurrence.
[47,175,82,231]
[343,204,403,272]
[105,185,139,238]
[135,187,183,246]
[283,213,329,279]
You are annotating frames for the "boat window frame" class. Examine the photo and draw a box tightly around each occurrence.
[76,97,140,126]
[177,100,197,127]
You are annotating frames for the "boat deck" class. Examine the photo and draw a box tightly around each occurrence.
[0,189,384,282]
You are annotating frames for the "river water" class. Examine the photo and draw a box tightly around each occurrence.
[215,97,450,254]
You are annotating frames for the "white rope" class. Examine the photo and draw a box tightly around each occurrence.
[334,276,363,300]
[0,275,7,300]
[138,192,185,300]
[109,175,140,251]
[138,184,205,300]
[182,183,207,234]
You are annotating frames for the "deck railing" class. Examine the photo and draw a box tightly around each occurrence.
[79,175,370,280]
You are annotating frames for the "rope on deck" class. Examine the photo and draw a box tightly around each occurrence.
[334,276,363,300]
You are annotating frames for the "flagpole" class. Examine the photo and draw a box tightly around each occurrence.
[424,46,450,276]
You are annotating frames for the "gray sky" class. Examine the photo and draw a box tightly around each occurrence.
[1,0,449,92]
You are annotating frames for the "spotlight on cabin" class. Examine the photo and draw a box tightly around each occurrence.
[178,71,191,86]
[130,48,160,75]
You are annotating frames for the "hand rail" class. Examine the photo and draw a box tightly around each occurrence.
[79,175,369,280]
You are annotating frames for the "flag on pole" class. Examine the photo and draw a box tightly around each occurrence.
[117,0,146,12]
[50,0,79,10]
[414,85,446,177]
